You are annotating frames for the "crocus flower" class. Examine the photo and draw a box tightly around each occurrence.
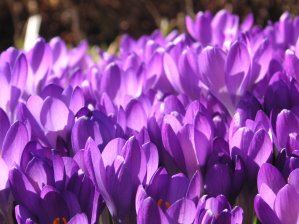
[136,168,201,224]
[9,150,101,224]
[194,194,243,224]
[204,138,245,200]
[84,136,158,223]
[254,163,299,224]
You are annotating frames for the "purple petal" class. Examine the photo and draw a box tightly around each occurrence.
[40,97,72,132]
[198,46,226,91]
[251,39,272,83]
[166,198,196,224]
[71,117,96,153]
[163,53,184,93]
[125,99,147,131]
[288,168,299,192]
[101,138,125,167]
[69,87,85,115]
[225,41,251,99]
[9,167,40,214]
[11,53,28,91]
[137,197,168,224]
[258,163,285,195]
[186,171,202,203]
[274,184,299,224]
[0,108,10,148]
[276,109,299,149]
[100,62,121,100]
[53,155,66,191]
[248,129,272,167]
[40,186,69,222]
[122,137,147,185]
[147,168,170,202]
[177,125,199,176]
[27,38,52,80]
[26,157,55,192]
[142,142,159,184]
[135,185,148,213]
[161,123,186,172]
[15,205,36,224]
[167,173,189,204]
[254,195,281,224]
[2,121,29,168]
[84,138,102,187]
[205,163,232,197]
[0,158,8,190]
[68,213,89,224]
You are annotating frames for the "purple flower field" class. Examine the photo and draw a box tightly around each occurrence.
[0,9,299,224]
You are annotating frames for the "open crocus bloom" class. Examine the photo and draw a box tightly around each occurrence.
[9,151,101,224]
[136,168,201,224]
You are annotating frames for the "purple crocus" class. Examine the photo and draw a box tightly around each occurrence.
[254,163,299,224]
[136,168,201,224]
[194,194,243,224]
[9,150,101,224]
[84,136,158,223]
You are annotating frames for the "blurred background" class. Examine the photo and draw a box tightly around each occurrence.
[0,0,298,51]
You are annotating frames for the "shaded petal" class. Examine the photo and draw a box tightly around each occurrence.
[288,168,299,192]
[41,186,69,222]
[167,173,189,204]
[71,117,95,153]
[147,168,170,202]
[27,38,52,79]
[15,205,36,224]
[9,167,40,214]
[205,164,232,197]
[137,197,168,224]
[0,108,10,148]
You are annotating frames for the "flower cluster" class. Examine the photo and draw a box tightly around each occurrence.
[0,9,299,224]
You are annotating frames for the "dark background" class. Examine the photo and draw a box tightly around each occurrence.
[0,0,298,51]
